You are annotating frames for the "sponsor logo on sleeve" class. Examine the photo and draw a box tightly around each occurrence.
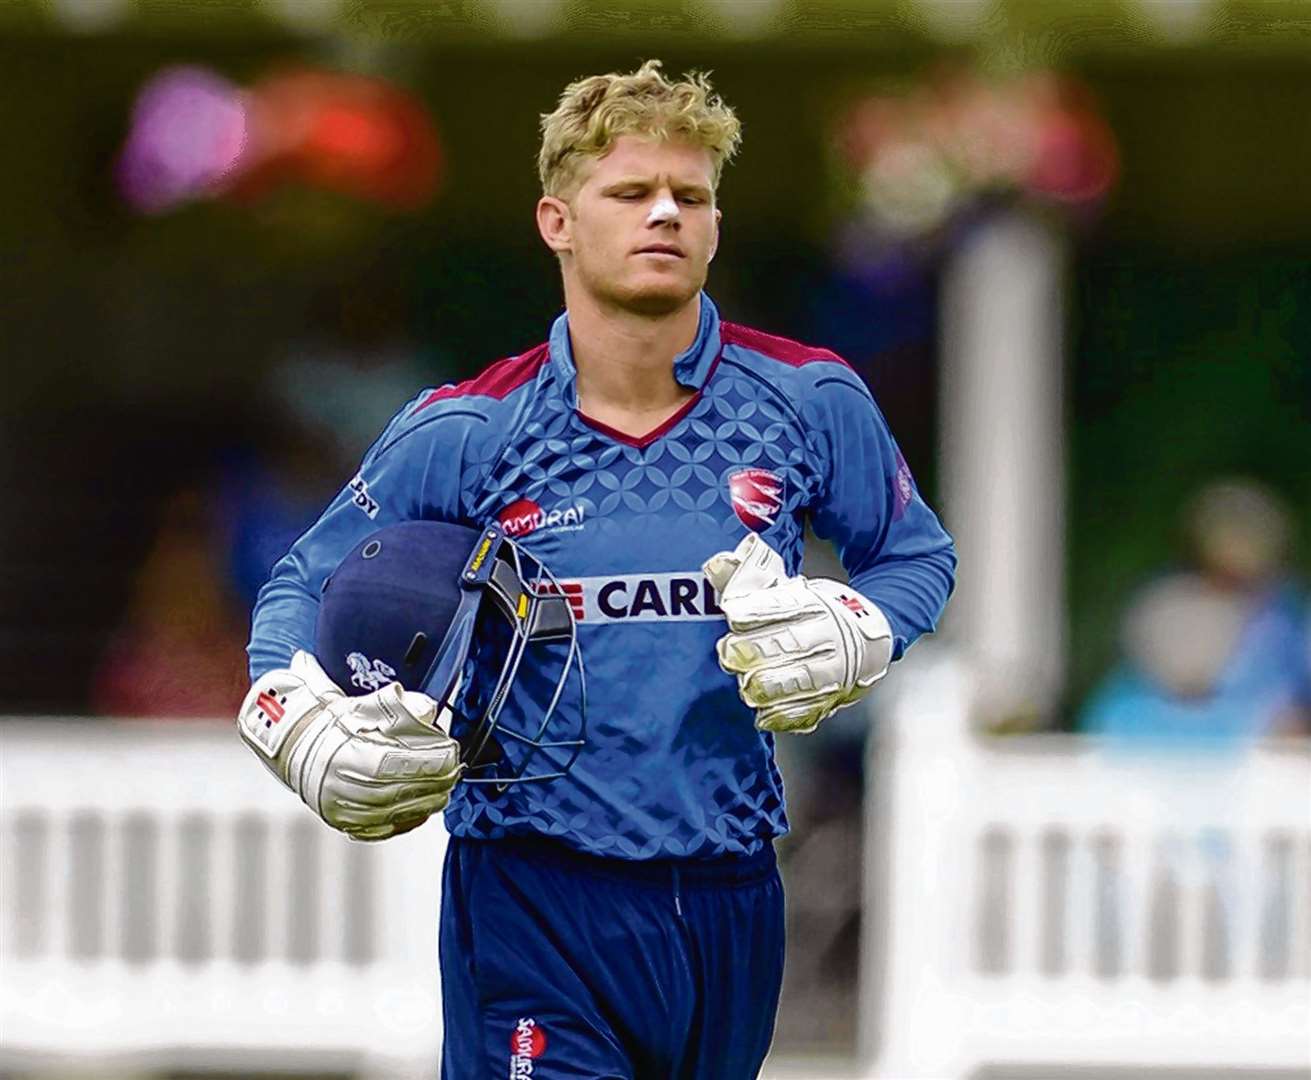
[348,474,380,519]
[509,1017,546,1076]
[728,467,785,530]
[499,498,587,538]
[892,450,915,521]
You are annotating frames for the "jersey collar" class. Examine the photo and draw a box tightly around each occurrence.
[547,293,723,405]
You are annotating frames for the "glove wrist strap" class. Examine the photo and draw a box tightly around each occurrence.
[807,579,894,698]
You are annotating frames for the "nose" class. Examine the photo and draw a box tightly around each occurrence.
[646,193,680,227]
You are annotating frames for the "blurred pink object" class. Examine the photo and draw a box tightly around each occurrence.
[116,65,247,213]
[1024,75,1120,205]
[836,65,1119,237]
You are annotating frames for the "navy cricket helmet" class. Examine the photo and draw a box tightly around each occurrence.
[315,520,586,790]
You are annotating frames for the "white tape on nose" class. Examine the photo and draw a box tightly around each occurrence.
[647,194,679,225]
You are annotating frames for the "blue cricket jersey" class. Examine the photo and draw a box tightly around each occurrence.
[248,294,956,859]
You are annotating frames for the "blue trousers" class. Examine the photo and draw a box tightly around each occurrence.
[439,835,785,1079]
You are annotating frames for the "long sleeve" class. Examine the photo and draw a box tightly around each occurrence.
[246,393,486,680]
[804,366,956,660]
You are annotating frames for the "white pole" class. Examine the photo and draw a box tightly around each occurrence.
[938,208,1069,726]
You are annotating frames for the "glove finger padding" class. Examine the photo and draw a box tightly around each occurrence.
[718,582,829,633]
[716,612,840,675]
[317,716,461,813]
[331,786,455,832]
[289,650,347,703]
[755,697,829,735]
[328,682,433,737]
[379,686,452,739]
[702,532,788,601]
[738,659,846,709]
[333,749,460,788]
[341,792,453,842]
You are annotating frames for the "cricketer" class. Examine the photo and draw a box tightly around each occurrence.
[237,59,956,1078]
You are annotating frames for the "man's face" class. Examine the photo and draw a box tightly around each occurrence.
[541,135,721,316]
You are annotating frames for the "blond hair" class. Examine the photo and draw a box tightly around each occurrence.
[538,59,742,199]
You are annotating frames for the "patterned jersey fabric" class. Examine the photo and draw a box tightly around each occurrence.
[248,294,956,859]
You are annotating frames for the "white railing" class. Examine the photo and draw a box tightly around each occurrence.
[862,652,1311,1079]
[0,720,446,1079]
[4,670,1309,1080]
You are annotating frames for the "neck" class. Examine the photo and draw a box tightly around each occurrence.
[562,284,701,413]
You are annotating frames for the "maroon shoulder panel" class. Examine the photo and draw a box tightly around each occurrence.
[413,342,550,412]
[720,322,851,369]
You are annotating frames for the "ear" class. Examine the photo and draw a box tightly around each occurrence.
[536,195,573,255]
[708,206,722,264]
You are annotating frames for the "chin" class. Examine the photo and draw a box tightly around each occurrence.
[624,291,692,317]
[572,254,706,317]
[609,273,702,317]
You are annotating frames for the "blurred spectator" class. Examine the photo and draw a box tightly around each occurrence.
[220,276,435,610]
[1080,478,1311,742]
[92,487,249,718]
[269,277,432,474]
[216,425,340,612]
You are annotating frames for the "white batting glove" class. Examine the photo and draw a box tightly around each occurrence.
[703,533,894,734]
[237,650,462,841]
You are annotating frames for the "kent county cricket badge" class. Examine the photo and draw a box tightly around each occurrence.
[728,467,785,530]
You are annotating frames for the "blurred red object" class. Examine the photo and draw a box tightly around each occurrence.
[232,67,442,209]
[1023,74,1119,205]
[94,632,249,720]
